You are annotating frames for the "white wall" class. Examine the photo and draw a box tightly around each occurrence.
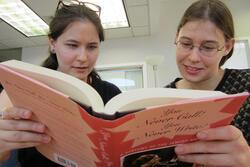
[99,36,179,87]
[22,46,49,65]
[223,39,250,69]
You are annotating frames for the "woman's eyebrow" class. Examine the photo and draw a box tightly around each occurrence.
[88,42,99,45]
[201,40,220,45]
[65,39,79,43]
[178,36,192,40]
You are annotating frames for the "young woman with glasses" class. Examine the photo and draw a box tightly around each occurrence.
[0,0,121,166]
[166,0,250,166]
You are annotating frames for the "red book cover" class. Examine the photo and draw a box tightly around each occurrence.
[0,62,248,167]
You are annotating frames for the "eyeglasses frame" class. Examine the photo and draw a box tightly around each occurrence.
[56,0,101,16]
[174,40,225,57]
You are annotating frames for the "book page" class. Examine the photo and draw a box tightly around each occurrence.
[104,88,225,115]
[0,90,13,110]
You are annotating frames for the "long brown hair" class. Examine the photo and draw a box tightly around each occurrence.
[42,3,104,79]
[177,0,234,66]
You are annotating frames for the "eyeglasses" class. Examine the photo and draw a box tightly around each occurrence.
[175,40,224,57]
[56,0,101,16]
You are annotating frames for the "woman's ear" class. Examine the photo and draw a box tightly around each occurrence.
[48,37,56,53]
[224,38,235,56]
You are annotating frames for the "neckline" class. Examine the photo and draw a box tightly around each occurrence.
[173,69,230,91]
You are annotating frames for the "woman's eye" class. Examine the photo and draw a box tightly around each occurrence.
[201,45,216,51]
[88,45,98,49]
[67,44,77,48]
[180,42,192,48]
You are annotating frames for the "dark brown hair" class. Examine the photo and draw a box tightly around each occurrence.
[177,0,234,66]
[42,3,104,79]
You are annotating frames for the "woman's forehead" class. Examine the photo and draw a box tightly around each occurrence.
[178,20,225,42]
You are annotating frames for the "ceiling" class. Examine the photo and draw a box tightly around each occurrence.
[0,0,249,50]
[0,0,151,49]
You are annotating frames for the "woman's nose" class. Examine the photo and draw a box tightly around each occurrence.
[188,47,201,62]
[76,48,87,61]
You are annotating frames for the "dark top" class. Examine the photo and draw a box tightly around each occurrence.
[165,68,250,166]
[17,76,121,167]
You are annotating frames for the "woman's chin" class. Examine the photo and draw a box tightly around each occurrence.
[182,72,203,83]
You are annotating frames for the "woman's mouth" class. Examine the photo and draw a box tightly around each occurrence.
[72,66,88,72]
[184,65,203,75]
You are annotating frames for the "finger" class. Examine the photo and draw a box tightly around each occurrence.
[0,119,46,133]
[3,107,32,120]
[197,125,242,141]
[177,153,235,166]
[0,130,51,143]
[175,140,233,154]
[1,141,45,152]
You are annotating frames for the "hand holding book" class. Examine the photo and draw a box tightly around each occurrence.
[175,125,250,166]
[0,103,51,163]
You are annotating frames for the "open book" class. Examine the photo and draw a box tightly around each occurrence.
[0,60,248,167]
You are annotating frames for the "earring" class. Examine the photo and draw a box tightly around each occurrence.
[51,49,55,53]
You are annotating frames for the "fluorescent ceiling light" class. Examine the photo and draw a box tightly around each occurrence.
[0,0,49,37]
[82,0,129,29]
[0,0,129,37]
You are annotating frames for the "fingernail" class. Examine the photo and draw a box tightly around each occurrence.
[22,110,30,118]
[43,136,51,143]
[175,145,184,154]
[36,124,45,132]
[197,131,208,139]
